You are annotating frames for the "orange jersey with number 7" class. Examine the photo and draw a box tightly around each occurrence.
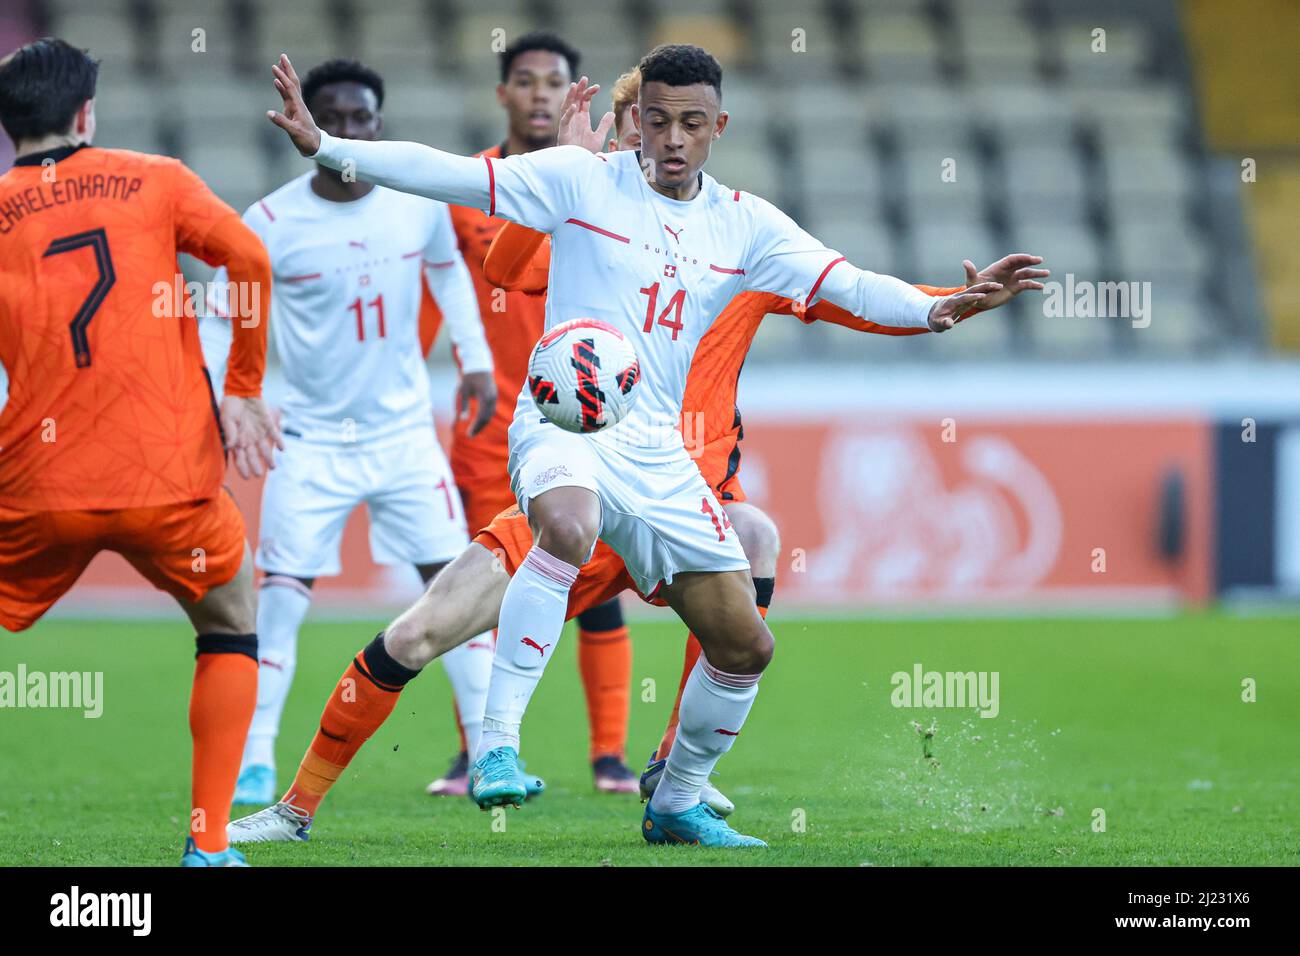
[0,145,270,510]
[482,220,964,503]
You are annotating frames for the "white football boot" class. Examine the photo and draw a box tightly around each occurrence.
[226,801,312,844]
[638,751,736,817]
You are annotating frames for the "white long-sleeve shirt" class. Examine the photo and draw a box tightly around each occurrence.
[312,133,937,459]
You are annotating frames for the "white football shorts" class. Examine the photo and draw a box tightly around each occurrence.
[508,426,750,596]
[256,425,468,577]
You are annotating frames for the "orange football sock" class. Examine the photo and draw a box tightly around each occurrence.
[282,634,419,816]
[657,603,769,760]
[190,635,258,853]
[578,624,632,760]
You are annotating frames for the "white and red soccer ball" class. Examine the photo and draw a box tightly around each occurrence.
[527,319,641,434]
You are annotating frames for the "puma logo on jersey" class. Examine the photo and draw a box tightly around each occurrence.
[664,224,684,243]
[348,240,367,250]
[714,728,740,736]
[521,637,551,656]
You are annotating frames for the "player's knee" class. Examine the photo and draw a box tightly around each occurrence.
[704,618,774,674]
[383,616,437,670]
[534,515,597,567]
[742,623,776,673]
[207,573,257,635]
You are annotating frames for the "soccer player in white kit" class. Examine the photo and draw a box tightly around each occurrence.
[206,60,502,806]
[266,45,1003,846]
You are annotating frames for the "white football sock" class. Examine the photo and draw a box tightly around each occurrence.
[241,576,311,772]
[440,631,495,762]
[478,548,578,755]
[650,657,761,814]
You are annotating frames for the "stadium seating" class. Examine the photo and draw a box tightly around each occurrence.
[30,0,1224,360]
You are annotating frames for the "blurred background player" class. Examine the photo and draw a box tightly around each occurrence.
[200,58,501,807]
[482,69,1047,811]
[420,31,639,797]
[0,38,281,866]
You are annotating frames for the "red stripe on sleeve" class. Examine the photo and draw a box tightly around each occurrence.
[807,256,846,304]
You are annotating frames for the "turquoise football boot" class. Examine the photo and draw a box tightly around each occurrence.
[471,746,528,809]
[518,757,546,799]
[233,764,276,805]
[464,752,546,805]
[642,802,767,848]
[180,836,250,867]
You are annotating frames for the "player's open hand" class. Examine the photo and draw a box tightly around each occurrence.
[458,370,498,438]
[267,54,321,157]
[220,395,285,479]
[558,76,614,155]
[961,254,1049,312]
[928,281,1002,332]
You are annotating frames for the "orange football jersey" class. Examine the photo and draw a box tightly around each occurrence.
[0,144,270,510]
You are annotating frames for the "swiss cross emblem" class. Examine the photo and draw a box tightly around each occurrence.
[664,264,677,278]
[359,274,371,286]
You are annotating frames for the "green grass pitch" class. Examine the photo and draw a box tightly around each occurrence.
[1,612,1296,866]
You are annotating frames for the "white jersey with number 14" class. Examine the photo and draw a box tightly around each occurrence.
[482,146,934,462]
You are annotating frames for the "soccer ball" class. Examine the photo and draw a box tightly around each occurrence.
[527,319,640,434]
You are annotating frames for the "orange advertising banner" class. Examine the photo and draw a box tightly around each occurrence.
[728,416,1213,608]
[65,415,1212,613]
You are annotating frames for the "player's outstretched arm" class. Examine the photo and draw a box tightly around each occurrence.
[924,254,1048,330]
[921,254,1050,327]
[557,76,614,154]
[266,54,321,155]
[267,54,593,228]
[742,200,1052,332]
[786,283,963,335]
[794,254,1046,335]
[266,54,495,207]
[958,254,1049,313]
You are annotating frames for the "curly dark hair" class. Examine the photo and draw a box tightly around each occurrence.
[499,31,580,83]
[301,58,385,111]
[0,37,99,143]
[637,44,722,97]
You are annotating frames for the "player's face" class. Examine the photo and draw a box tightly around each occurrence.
[634,81,727,192]
[497,50,571,149]
[310,82,382,142]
